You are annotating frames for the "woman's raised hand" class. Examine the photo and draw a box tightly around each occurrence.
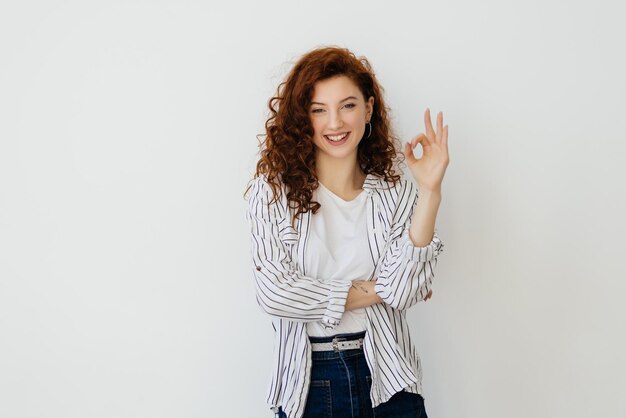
[403,108,450,192]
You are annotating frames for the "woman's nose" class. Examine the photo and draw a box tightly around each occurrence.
[328,109,344,129]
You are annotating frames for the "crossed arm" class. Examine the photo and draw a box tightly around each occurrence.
[345,280,432,311]
[247,176,441,328]
[346,186,441,311]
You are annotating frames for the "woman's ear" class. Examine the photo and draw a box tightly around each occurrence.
[367,96,375,120]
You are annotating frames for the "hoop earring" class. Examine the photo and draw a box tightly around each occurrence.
[365,121,372,139]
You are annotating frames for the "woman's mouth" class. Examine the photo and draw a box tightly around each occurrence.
[324,132,350,145]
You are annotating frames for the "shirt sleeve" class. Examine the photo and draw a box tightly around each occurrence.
[245,175,352,328]
[374,179,445,310]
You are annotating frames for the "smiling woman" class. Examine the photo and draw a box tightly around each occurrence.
[309,76,375,167]
[244,45,449,418]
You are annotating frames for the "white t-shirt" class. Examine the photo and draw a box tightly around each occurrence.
[305,181,375,337]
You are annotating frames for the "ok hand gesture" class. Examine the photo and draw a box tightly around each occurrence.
[403,108,450,192]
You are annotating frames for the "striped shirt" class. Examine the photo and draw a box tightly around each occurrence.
[245,172,445,418]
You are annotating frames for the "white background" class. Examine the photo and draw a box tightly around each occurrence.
[1,1,625,417]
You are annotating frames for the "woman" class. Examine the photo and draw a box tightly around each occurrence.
[245,46,449,418]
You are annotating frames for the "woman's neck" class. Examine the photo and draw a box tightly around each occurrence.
[315,157,367,198]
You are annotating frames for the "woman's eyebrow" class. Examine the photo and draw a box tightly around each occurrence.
[311,96,358,105]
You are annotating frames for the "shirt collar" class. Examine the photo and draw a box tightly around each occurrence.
[362,172,393,195]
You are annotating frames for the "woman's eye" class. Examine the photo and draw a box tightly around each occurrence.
[311,103,355,113]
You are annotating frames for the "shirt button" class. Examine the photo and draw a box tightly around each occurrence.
[256,266,262,271]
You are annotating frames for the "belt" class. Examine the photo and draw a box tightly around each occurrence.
[310,336,364,352]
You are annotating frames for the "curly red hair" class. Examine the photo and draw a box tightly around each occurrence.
[245,45,406,226]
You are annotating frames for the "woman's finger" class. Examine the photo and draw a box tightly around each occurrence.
[414,133,427,147]
[424,108,436,143]
[436,112,444,143]
[404,141,417,164]
[405,133,428,164]
[414,131,431,150]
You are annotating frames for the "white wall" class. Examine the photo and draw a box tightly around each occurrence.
[1,1,624,417]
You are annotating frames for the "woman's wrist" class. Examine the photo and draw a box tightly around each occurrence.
[345,280,382,310]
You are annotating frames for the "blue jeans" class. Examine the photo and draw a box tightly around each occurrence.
[276,331,428,418]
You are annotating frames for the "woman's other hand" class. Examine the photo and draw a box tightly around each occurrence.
[404,108,450,192]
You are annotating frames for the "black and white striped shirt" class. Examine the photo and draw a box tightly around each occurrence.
[245,172,444,418]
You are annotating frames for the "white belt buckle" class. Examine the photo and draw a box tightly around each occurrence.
[328,337,363,352]
[331,337,345,352]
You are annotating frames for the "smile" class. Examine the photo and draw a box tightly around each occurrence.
[324,132,350,142]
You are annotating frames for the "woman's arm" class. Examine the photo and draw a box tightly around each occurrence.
[344,279,432,311]
[408,187,441,247]
[374,180,444,310]
[247,175,352,329]
[375,108,448,309]
[345,280,382,311]
[346,184,441,312]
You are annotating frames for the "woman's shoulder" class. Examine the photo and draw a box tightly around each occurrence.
[247,173,287,206]
[368,172,418,200]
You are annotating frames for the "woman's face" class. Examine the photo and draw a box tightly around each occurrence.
[309,75,374,163]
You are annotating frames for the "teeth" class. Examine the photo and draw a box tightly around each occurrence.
[325,132,348,141]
